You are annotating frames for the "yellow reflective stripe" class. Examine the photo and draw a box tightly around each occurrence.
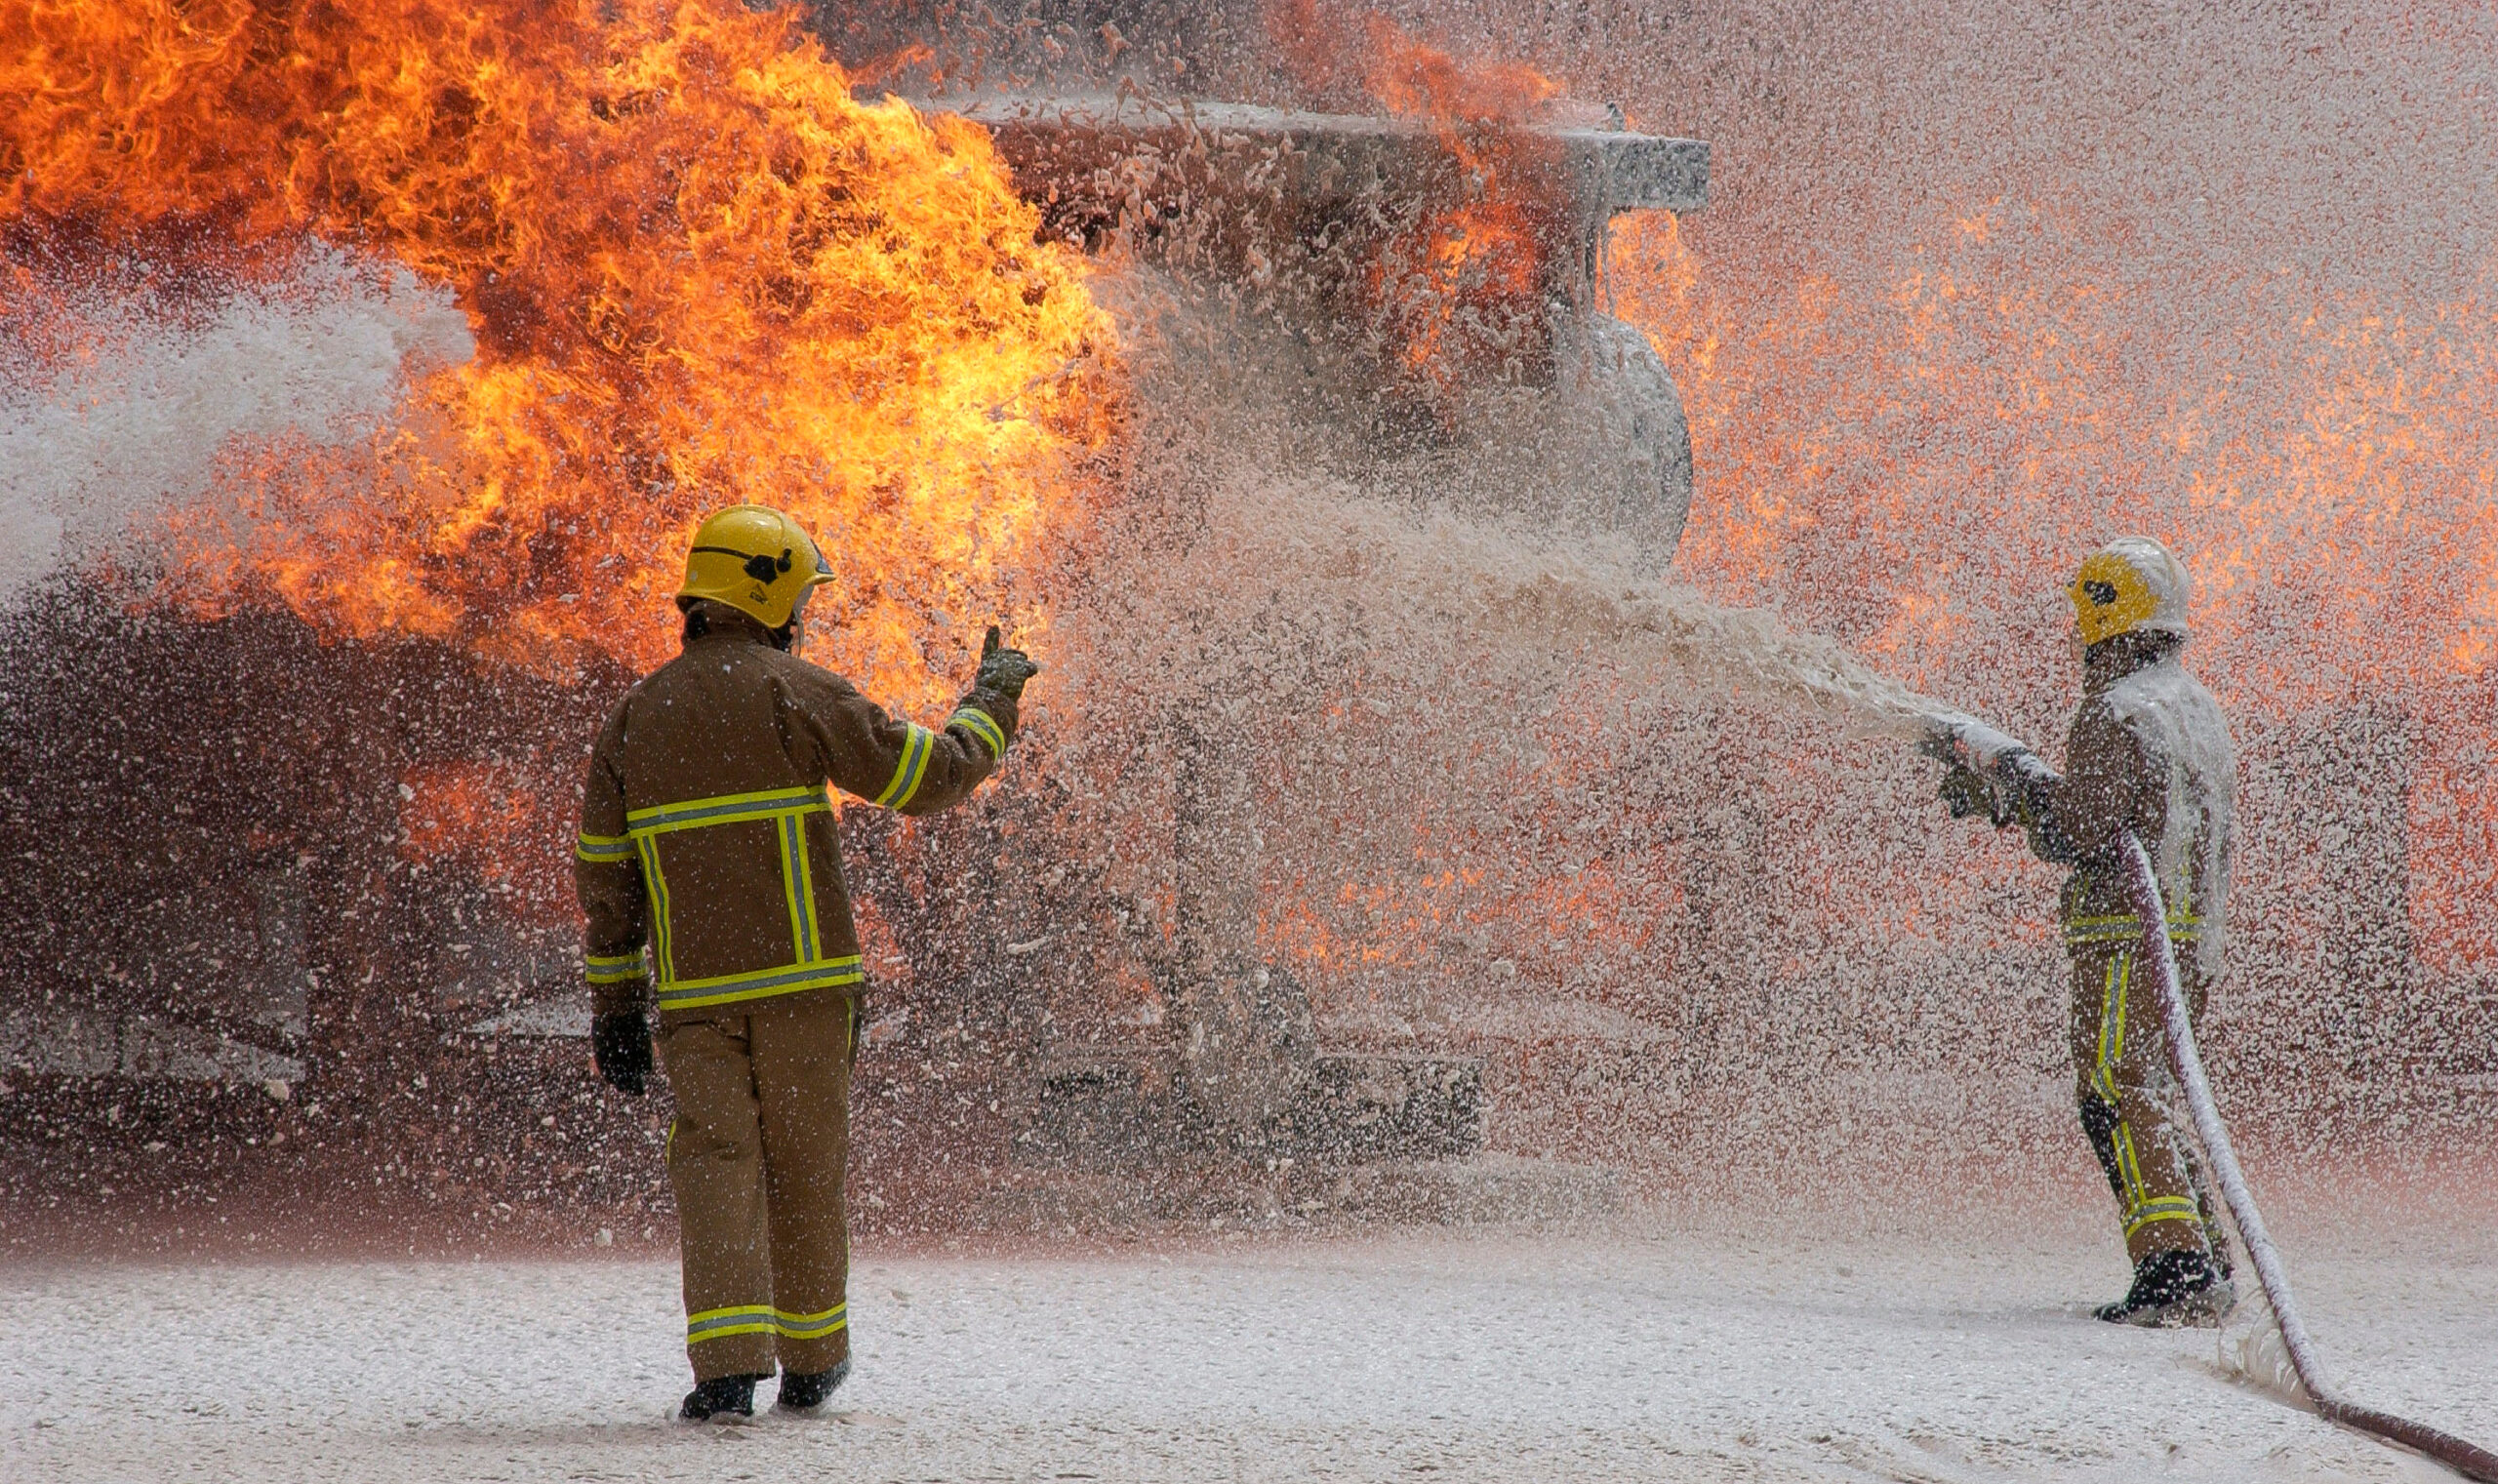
[584,951,646,984]
[773,1304,848,1338]
[948,706,1007,759]
[654,956,865,1012]
[2128,1195,2200,1219]
[637,835,676,985]
[687,1304,778,1344]
[787,816,820,961]
[2112,1119,2148,1206]
[2064,912,2201,945]
[576,832,634,863]
[874,724,934,808]
[778,815,811,964]
[626,785,829,836]
[2123,1196,2205,1237]
[622,789,835,983]
[624,790,849,1003]
[2093,952,2129,1104]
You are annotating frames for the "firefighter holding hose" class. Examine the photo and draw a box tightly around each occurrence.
[1931,537,2238,1327]
[574,504,1037,1420]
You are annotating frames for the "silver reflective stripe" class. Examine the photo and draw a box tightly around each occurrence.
[874,725,934,809]
[2092,952,2129,1104]
[584,951,646,984]
[636,834,676,984]
[686,1305,776,1343]
[948,706,1007,759]
[627,786,827,835]
[653,957,866,1012]
[774,1304,848,1338]
[779,815,818,963]
[2124,1195,2204,1237]
[576,832,634,862]
[2065,912,2200,945]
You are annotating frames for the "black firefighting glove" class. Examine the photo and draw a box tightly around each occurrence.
[1938,760,1996,822]
[592,1010,652,1097]
[974,624,1040,701]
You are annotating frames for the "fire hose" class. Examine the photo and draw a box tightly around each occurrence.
[2113,830,2498,1482]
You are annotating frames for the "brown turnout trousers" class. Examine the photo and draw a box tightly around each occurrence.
[2066,936,2230,1266]
[659,993,857,1382]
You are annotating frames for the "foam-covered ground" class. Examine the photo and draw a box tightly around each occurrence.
[7,1219,2493,1483]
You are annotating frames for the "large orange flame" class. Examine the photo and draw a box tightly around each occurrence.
[1267,0,1565,398]
[2,0,1115,707]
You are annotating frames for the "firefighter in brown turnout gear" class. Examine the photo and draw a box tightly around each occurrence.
[575,504,1037,1421]
[1934,537,2238,1327]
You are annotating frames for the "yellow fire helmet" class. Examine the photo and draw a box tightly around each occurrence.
[2070,535,2191,649]
[674,504,835,629]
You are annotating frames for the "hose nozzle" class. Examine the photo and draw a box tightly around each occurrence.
[1919,710,2060,833]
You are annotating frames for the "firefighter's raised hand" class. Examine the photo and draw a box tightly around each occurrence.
[592,1010,653,1096]
[974,624,1040,702]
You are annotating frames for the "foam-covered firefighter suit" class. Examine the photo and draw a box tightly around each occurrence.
[2022,638,2237,1271]
[575,607,1017,1383]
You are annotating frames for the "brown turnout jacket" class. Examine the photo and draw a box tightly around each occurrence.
[2038,639,2235,978]
[575,610,1016,1024]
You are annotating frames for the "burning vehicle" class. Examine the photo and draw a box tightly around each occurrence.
[0,0,1711,1234]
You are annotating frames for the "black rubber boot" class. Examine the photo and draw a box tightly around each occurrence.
[775,1358,852,1413]
[679,1373,766,1422]
[2095,1249,2235,1327]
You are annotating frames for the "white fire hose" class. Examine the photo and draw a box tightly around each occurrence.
[2116,830,2498,1482]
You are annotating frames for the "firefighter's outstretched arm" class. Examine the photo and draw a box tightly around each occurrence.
[784,626,1037,816]
[1921,711,2076,863]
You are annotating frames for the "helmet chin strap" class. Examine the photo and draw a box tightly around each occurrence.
[774,573,818,652]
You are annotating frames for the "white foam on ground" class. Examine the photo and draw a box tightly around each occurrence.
[5,1227,2488,1482]
[0,247,472,603]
